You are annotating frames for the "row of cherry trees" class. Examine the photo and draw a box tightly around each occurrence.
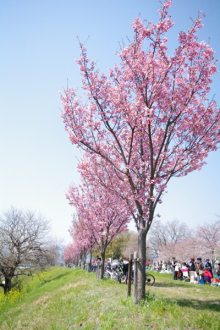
[64,174,130,278]
[61,0,220,300]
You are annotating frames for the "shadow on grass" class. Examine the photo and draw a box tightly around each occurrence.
[146,277,220,312]
[164,297,220,312]
[153,281,191,288]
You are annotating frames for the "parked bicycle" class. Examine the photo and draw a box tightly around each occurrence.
[125,270,155,286]
[101,260,155,286]
[103,262,120,281]
[145,272,155,286]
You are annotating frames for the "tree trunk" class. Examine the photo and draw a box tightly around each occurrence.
[81,250,86,269]
[212,250,215,275]
[137,229,147,301]
[89,247,93,271]
[100,250,106,279]
[4,277,12,294]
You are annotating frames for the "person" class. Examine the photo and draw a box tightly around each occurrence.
[152,260,156,271]
[122,260,129,274]
[172,257,177,280]
[162,262,167,270]
[176,269,183,280]
[204,267,212,284]
[118,257,128,274]
[146,260,149,271]
[181,262,189,279]
[118,256,123,263]
[204,259,213,276]
[189,257,196,283]
[96,255,101,261]
[195,258,204,284]
[175,261,181,278]
[216,262,220,277]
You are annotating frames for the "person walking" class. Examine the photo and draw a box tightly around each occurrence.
[189,257,196,283]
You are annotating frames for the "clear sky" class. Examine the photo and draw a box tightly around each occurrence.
[0,0,220,244]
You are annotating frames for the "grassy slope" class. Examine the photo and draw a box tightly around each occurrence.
[0,267,220,330]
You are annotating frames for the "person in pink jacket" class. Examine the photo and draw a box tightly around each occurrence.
[204,267,212,284]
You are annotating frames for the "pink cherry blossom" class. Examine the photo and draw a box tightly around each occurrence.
[61,0,220,300]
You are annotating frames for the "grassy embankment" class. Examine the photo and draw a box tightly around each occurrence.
[0,267,219,330]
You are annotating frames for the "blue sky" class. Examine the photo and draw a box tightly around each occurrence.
[0,0,219,243]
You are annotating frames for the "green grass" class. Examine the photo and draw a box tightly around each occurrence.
[0,268,220,330]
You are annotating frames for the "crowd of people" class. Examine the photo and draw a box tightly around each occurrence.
[171,257,220,284]
[70,255,220,286]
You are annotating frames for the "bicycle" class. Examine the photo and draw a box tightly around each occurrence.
[118,263,129,284]
[103,263,120,281]
[145,272,155,286]
[125,270,155,286]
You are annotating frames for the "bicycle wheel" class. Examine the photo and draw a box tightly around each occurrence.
[112,272,119,282]
[145,274,155,286]
[120,274,127,284]
[104,271,110,279]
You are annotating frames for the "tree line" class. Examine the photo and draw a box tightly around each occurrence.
[64,217,220,270]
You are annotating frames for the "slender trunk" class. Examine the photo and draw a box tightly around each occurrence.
[89,247,93,270]
[4,277,12,294]
[100,250,106,279]
[137,229,147,301]
[127,254,133,298]
[81,250,86,269]
[212,250,215,274]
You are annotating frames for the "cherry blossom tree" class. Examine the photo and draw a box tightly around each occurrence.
[158,238,201,263]
[61,0,220,300]
[158,219,220,264]
[63,243,78,265]
[195,218,220,266]
[67,180,130,278]
[69,213,96,269]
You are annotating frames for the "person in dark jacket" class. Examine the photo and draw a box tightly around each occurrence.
[189,257,196,283]
[204,259,213,276]
[172,257,177,280]
[216,263,220,276]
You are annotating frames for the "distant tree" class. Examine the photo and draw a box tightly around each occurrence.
[195,218,220,265]
[105,232,131,260]
[157,218,220,263]
[0,207,57,294]
[149,220,190,258]
[63,243,79,265]
[158,238,200,263]
[69,213,96,269]
[122,231,152,260]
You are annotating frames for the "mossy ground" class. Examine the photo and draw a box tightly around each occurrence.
[0,267,219,330]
